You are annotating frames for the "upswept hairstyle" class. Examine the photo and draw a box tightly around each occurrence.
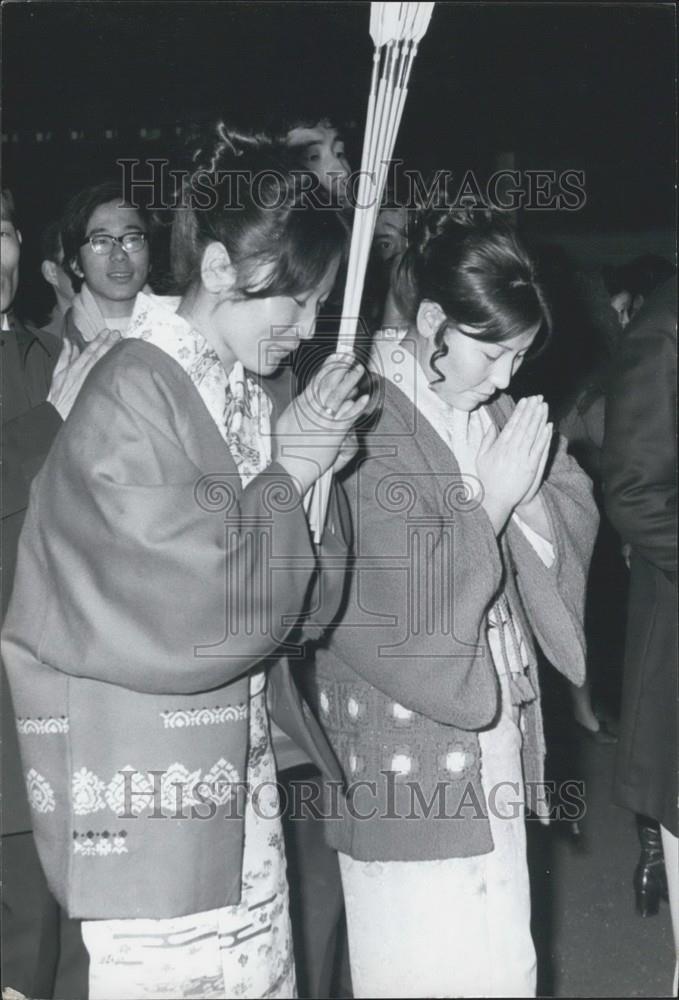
[60,180,152,292]
[170,122,348,299]
[394,208,552,383]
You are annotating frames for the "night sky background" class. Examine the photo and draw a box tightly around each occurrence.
[2,1,676,320]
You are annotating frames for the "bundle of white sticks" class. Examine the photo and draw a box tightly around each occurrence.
[306,1,435,541]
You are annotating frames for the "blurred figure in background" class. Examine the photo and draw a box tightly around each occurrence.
[604,254,676,329]
[558,256,677,909]
[553,266,627,742]
[603,277,678,991]
[39,219,75,339]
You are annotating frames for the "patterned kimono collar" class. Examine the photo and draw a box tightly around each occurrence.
[125,292,272,486]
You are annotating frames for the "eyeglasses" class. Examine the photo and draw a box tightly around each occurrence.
[80,232,148,255]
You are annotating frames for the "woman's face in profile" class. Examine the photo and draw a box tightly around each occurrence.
[418,304,540,411]
[210,256,341,376]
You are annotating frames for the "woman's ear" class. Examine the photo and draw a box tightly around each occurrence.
[200,241,234,295]
[416,299,447,340]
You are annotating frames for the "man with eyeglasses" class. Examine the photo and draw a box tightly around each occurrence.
[57,180,152,349]
[2,188,117,999]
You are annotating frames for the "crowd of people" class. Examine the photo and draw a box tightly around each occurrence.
[0,109,676,1000]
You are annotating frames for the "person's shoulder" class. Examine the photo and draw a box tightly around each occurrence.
[83,339,198,417]
[95,337,185,378]
[357,375,417,440]
[13,314,60,357]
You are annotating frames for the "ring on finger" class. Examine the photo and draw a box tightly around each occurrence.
[322,404,337,417]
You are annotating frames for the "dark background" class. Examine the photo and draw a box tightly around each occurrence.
[2,1,676,319]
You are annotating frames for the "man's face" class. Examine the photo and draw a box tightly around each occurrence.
[1,217,21,313]
[286,122,351,205]
[75,201,150,313]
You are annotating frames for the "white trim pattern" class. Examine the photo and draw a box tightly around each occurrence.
[73,831,129,857]
[160,704,247,728]
[17,715,69,735]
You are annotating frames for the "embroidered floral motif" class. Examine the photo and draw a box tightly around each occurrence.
[161,704,247,728]
[105,767,154,817]
[81,671,294,999]
[159,763,202,812]
[202,758,241,805]
[17,715,69,735]
[72,767,106,815]
[26,768,56,813]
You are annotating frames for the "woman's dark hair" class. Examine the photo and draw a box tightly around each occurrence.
[603,254,676,301]
[394,207,552,384]
[60,180,152,292]
[170,122,348,299]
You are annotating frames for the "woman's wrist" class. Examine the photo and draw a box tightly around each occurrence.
[514,492,551,539]
[275,454,316,497]
[481,492,513,537]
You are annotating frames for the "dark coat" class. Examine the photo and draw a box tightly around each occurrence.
[603,278,678,834]
[1,317,62,834]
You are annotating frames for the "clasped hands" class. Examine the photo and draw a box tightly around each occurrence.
[476,395,553,535]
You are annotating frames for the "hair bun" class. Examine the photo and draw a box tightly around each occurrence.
[188,120,289,176]
[409,205,499,257]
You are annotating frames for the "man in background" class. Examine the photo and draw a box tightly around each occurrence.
[1,189,116,999]
[603,277,678,994]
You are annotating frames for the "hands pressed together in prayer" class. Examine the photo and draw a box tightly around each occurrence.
[476,395,553,535]
[274,352,369,495]
[48,329,121,420]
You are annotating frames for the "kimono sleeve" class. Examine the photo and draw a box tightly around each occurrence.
[18,350,319,695]
[325,412,502,730]
[506,428,599,686]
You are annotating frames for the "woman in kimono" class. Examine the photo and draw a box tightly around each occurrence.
[312,208,599,998]
[1,126,367,1000]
